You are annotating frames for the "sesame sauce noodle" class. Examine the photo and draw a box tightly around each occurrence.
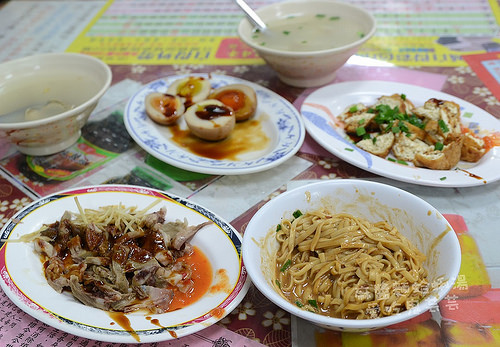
[274,209,430,319]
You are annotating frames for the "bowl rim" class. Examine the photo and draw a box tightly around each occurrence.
[242,179,461,330]
[237,0,377,57]
[0,52,112,129]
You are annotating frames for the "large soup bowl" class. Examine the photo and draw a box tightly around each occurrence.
[242,179,461,331]
[237,0,376,87]
[0,53,112,156]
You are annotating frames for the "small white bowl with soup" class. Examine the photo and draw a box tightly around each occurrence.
[237,0,376,88]
[242,179,461,331]
[0,53,112,156]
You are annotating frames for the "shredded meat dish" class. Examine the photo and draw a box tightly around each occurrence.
[32,202,211,314]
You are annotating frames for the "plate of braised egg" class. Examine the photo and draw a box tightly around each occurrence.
[124,74,305,175]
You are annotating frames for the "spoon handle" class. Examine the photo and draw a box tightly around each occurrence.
[234,0,267,30]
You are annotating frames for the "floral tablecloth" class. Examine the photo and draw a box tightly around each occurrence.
[0,60,499,346]
[0,0,499,345]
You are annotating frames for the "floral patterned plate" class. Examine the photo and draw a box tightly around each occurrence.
[124,74,305,175]
[0,185,250,343]
[301,81,500,187]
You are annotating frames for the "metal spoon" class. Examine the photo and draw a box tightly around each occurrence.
[234,0,267,31]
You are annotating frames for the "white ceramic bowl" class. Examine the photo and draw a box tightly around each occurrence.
[0,53,112,156]
[238,0,376,87]
[242,179,461,331]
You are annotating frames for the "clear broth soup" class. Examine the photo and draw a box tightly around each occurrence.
[0,71,100,123]
[251,14,366,52]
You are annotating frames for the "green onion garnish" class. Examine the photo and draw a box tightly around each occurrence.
[308,300,318,308]
[356,127,366,136]
[438,120,449,133]
[293,210,303,218]
[435,142,444,151]
[280,259,291,272]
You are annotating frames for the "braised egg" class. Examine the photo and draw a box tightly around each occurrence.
[184,99,236,141]
[144,92,185,125]
[209,83,257,122]
[167,76,211,107]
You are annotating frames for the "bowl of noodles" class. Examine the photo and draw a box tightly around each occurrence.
[242,179,461,331]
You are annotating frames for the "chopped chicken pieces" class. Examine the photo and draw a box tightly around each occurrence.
[33,205,212,313]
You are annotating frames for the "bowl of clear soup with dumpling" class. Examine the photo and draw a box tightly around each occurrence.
[237,0,376,87]
[0,53,111,156]
[242,180,460,331]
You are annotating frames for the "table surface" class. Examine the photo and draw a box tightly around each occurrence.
[0,0,499,346]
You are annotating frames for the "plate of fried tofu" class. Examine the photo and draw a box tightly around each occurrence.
[301,81,500,187]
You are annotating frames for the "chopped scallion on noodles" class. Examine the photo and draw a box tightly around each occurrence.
[274,209,436,319]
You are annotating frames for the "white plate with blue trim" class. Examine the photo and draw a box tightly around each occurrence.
[125,74,305,175]
[301,81,500,187]
[0,185,250,343]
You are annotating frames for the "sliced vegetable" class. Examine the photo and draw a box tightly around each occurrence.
[280,259,291,272]
[356,126,367,136]
[293,210,303,218]
[275,279,281,288]
[438,119,450,133]
[308,299,318,308]
[408,114,425,129]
